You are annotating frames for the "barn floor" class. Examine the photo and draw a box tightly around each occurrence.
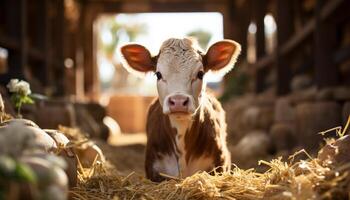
[97,133,147,175]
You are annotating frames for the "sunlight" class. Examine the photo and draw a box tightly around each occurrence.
[96,12,225,95]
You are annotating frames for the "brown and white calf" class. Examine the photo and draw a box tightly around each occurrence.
[119,38,241,182]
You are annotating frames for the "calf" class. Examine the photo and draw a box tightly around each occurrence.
[119,38,241,182]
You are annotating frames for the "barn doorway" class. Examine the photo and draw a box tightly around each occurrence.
[94,12,224,134]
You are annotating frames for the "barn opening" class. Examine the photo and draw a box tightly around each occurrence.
[94,12,224,134]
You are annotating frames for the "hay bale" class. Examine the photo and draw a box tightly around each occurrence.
[288,86,317,104]
[242,105,274,131]
[274,97,295,123]
[270,123,297,152]
[295,101,342,153]
[223,95,254,143]
[231,131,271,169]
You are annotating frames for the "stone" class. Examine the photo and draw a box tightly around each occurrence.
[0,121,57,156]
[295,101,342,154]
[274,97,295,123]
[333,86,350,101]
[315,86,350,101]
[20,156,68,200]
[74,142,105,168]
[288,86,317,105]
[223,95,255,143]
[316,88,334,101]
[59,149,77,187]
[318,135,350,167]
[270,123,297,151]
[231,131,272,168]
[242,105,274,131]
[44,129,78,187]
[342,102,350,129]
[291,74,313,92]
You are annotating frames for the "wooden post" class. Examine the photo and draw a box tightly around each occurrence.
[314,0,339,88]
[75,0,86,100]
[44,0,53,89]
[0,0,27,85]
[54,0,65,96]
[252,0,266,93]
[276,0,294,95]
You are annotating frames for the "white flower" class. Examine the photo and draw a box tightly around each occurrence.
[6,79,31,95]
[17,81,31,95]
[6,79,19,93]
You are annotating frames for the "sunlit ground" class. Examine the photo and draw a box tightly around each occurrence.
[108,132,147,146]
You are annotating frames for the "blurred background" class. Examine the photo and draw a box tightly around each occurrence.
[0,0,349,173]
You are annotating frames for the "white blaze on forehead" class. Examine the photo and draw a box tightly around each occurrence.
[156,38,205,113]
[157,38,203,80]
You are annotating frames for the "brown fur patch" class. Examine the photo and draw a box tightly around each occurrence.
[145,94,231,181]
[145,98,177,181]
[184,94,230,168]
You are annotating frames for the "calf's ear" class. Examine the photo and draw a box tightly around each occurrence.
[119,44,156,75]
[203,40,241,74]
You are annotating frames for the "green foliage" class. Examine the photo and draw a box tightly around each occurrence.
[14,162,36,183]
[219,72,249,103]
[100,18,147,57]
[186,29,212,50]
[0,156,37,200]
[0,156,36,183]
[10,93,34,110]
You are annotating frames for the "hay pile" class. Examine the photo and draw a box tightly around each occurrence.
[68,121,350,200]
[68,155,349,200]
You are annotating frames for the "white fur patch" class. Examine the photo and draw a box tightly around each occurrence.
[169,115,214,177]
[169,115,190,177]
[183,156,214,177]
[156,38,204,114]
[153,153,179,177]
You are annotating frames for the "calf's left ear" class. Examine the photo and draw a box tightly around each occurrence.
[203,40,241,74]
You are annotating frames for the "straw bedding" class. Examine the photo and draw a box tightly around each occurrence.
[67,124,350,200]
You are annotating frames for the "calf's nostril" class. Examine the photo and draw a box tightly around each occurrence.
[168,98,175,106]
[183,98,189,106]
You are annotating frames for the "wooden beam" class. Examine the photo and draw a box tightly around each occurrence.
[252,0,266,58]
[252,0,266,93]
[0,0,27,85]
[44,0,53,89]
[0,34,20,50]
[276,0,294,95]
[314,0,339,88]
[252,0,344,71]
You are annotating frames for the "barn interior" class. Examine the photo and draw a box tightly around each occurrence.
[0,0,350,199]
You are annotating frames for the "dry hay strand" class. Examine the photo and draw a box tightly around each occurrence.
[69,119,350,200]
[69,153,350,200]
[58,125,89,142]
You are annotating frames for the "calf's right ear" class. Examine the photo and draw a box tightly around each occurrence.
[119,44,156,75]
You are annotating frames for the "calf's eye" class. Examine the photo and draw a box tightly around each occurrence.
[155,71,162,80]
[197,71,204,80]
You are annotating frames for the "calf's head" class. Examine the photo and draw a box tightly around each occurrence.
[119,38,240,116]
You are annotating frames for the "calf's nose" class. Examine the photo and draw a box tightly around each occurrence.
[168,95,189,113]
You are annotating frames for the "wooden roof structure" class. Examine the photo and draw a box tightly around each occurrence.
[0,0,349,99]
